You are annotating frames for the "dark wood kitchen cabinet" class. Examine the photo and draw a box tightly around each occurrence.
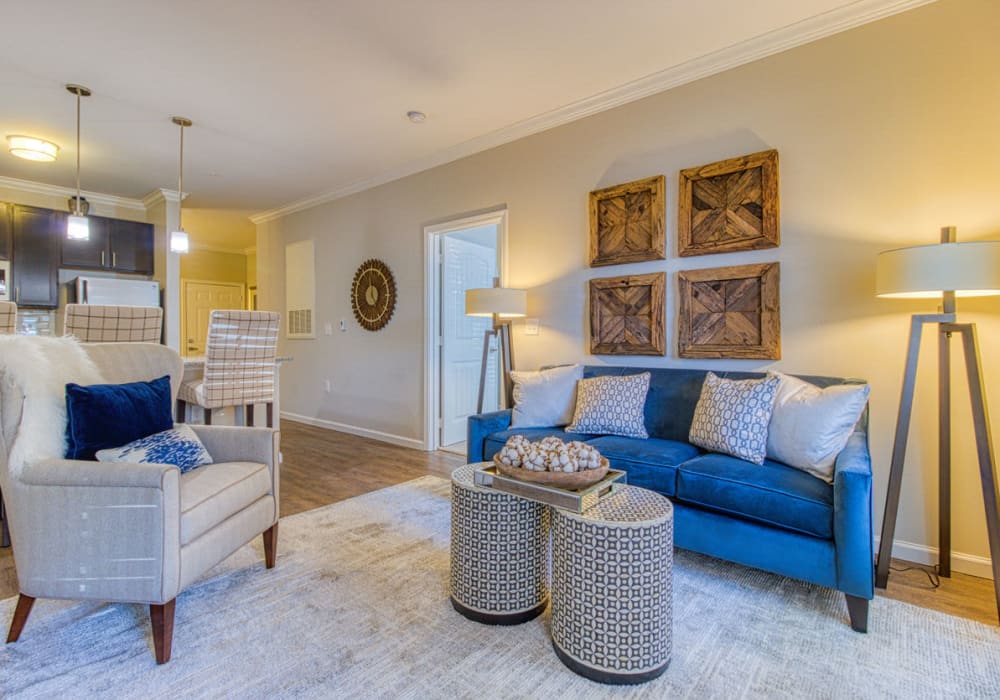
[0,202,11,260]
[60,216,153,275]
[12,205,62,308]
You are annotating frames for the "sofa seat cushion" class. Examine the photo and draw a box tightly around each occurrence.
[483,428,597,461]
[180,461,271,545]
[586,436,700,497]
[675,454,834,539]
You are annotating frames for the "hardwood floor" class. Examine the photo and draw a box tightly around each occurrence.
[0,419,996,628]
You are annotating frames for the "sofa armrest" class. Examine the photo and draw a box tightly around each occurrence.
[467,409,512,462]
[833,431,875,599]
[12,458,181,603]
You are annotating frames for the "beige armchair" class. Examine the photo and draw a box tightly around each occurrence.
[0,342,280,664]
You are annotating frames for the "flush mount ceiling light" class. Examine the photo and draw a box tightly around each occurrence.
[65,84,91,241]
[6,135,59,162]
[170,116,192,254]
[406,110,426,123]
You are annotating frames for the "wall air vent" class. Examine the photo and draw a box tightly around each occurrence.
[285,240,316,339]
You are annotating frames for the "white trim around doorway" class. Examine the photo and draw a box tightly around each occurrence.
[422,207,508,451]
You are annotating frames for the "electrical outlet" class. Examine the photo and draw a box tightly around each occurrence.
[324,322,333,336]
[324,380,332,393]
[339,319,347,332]
[524,318,540,336]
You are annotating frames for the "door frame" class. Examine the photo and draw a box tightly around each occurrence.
[423,207,508,451]
[180,278,247,356]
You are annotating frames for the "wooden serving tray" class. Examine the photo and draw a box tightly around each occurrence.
[473,463,626,513]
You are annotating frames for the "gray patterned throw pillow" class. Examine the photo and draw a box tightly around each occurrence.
[566,372,650,439]
[689,372,779,465]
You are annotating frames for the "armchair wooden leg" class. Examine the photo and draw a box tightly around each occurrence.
[246,404,255,427]
[6,594,35,643]
[150,599,176,664]
[263,522,278,569]
[176,399,186,424]
[845,594,869,633]
[204,408,212,425]
[266,402,274,428]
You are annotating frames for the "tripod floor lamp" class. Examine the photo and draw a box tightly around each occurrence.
[465,281,527,414]
[875,226,1000,622]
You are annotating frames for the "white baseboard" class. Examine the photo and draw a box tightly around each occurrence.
[280,412,426,451]
[877,536,994,580]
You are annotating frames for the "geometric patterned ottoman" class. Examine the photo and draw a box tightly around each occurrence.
[449,464,551,625]
[550,486,673,684]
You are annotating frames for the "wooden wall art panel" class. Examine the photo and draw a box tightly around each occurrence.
[677,263,780,359]
[589,175,665,267]
[678,149,779,257]
[589,272,665,356]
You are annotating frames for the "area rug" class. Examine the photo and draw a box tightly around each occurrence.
[1,477,998,699]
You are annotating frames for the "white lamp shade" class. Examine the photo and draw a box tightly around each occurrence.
[170,230,190,253]
[66,214,89,241]
[465,287,527,318]
[7,135,59,162]
[876,241,1000,298]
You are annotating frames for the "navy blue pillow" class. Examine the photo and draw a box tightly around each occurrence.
[65,375,173,461]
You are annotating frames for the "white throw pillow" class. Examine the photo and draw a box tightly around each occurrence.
[509,364,584,428]
[766,372,870,483]
[96,424,214,474]
[689,372,779,465]
[565,372,650,439]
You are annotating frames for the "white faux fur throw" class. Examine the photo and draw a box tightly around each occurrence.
[0,335,104,475]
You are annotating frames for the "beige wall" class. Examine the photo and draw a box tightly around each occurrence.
[258,0,1000,571]
[180,249,247,286]
[246,249,257,288]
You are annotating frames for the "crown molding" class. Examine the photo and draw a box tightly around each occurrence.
[0,175,147,211]
[250,0,935,225]
[141,188,186,208]
[189,241,252,256]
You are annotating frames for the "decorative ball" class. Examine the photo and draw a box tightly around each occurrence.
[566,440,603,470]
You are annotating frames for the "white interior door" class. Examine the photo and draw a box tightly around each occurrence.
[183,281,246,356]
[440,233,498,447]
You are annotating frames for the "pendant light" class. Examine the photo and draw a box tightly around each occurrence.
[170,116,192,254]
[65,84,91,240]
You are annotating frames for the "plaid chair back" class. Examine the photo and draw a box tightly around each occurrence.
[202,310,280,409]
[0,301,16,334]
[64,304,163,343]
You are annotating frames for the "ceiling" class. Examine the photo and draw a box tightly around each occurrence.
[0,0,929,216]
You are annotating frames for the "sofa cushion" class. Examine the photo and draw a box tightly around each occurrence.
[180,461,271,545]
[675,453,834,539]
[483,428,597,461]
[586,436,700,497]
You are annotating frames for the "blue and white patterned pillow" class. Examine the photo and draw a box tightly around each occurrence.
[689,372,779,465]
[566,372,650,439]
[96,424,214,473]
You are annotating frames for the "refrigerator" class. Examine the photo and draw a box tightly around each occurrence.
[74,276,160,307]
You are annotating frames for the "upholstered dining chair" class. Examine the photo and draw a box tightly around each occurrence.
[177,310,281,427]
[0,340,280,663]
[0,301,16,334]
[63,304,163,343]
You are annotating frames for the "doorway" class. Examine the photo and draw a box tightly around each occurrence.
[181,280,246,356]
[424,209,507,453]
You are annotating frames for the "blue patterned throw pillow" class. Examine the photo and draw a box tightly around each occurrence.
[566,372,650,439]
[689,372,780,465]
[96,424,214,473]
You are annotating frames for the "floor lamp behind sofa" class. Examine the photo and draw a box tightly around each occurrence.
[875,226,1000,623]
[465,280,527,414]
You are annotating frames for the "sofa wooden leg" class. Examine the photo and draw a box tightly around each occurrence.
[150,599,176,664]
[846,594,869,633]
[6,594,35,643]
[175,399,186,424]
[263,522,278,569]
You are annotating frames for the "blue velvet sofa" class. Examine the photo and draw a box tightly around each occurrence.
[467,365,874,631]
